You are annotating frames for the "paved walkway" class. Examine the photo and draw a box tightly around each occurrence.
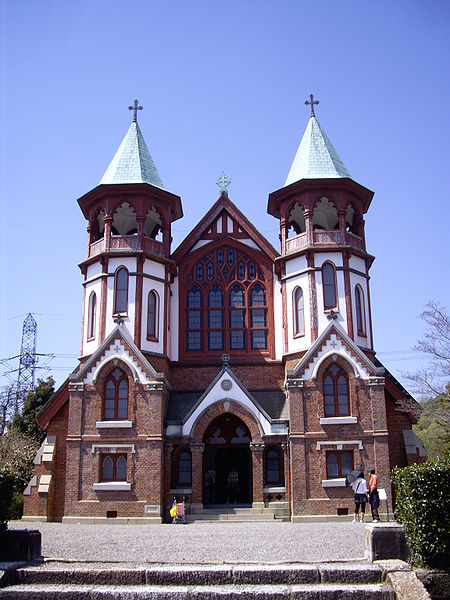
[10,521,367,564]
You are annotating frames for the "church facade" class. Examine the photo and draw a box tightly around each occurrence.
[23,99,424,523]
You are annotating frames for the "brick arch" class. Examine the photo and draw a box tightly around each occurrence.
[190,401,263,443]
[316,352,357,381]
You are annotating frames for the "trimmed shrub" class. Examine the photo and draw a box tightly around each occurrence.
[392,458,450,568]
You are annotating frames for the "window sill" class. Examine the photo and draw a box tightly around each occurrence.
[357,331,367,338]
[320,417,357,425]
[147,336,159,342]
[93,482,131,491]
[169,488,192,494]
[293,332,305,339]
[96,421,132,429]
[263,486,286,493]
[322,478,347,488]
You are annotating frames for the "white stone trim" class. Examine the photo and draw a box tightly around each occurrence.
[182,371,271,436]
[320,416,357,425]
[96,420,133,429]
[93,482,131,491]
[38,474,52,493]
[91,444,135,455]
[316,440,363,451]
[303,334,371,380]
[322,478,347,488]
[263,486,286,493]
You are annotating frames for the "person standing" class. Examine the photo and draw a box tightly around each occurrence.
[368,468,380,522]
[351,472,368,522]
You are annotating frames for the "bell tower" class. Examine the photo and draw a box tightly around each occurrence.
[77,101,183,358]
[268,96,375,355]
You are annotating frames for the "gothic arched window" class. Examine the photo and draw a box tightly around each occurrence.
[355,284,366,336]
[293,287,304,336]
[326,451,353,478]
[323,364,349,417]
[114,267,129,314]
[101,454,127,481]
[322,262,337,310]
[208,285,224,351]
[250,283,267,350]
[187,285,203,351]
[184,246,270,356]
[87,291,97,340]
[147,290,159,341]
[104,367,128,420]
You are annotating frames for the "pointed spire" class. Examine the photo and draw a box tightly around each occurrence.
[99,102,164,188]
[284,95,350,186]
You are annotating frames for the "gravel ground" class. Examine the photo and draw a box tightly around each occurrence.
[9,521,366,564]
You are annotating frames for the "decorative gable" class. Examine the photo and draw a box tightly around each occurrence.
[288,322,383,382]
[167,367,273,437]
[70,324,165,386]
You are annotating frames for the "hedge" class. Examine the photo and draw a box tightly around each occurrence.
[391,458,450,568]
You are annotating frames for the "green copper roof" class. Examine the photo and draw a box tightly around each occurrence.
[284,115,350,186]
[100,121,164,188]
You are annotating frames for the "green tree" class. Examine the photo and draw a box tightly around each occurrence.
[12,377,54,444]
[0,430,38,530]
[404,301,450,460]
[413,385,450,459]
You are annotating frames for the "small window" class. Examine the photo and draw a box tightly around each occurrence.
[265,446,283,486]
[101,454,127,481]
[323,364,350,417]
[87,291,97,340]
[114,267,129,314]
[104,367,128,420]
[293,287,305,336]
[171,447,192,487]
[355,285,366,336]
[147,290,159,341]
[326,451,353,478]
[322,262,337,310]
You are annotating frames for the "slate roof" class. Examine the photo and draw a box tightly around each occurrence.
[284,115,350,186]
[99,120,164,188]
[166,389,287,423]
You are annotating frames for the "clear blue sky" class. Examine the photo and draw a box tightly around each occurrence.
[1,0,449,393]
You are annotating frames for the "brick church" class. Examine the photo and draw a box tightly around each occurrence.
[23,97,424,523]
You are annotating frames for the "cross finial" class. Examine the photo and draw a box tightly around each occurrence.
[305,93,319,118]
[128,99,143,122]
[216,171,231,196]
[221,353,230,367]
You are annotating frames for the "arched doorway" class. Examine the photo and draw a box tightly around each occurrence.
[203,413,252,506]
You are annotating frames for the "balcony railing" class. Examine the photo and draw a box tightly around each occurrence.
[88,235,165,259]
[285,230,365,255]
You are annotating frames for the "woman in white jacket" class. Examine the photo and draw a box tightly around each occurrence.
[351,472,368,522]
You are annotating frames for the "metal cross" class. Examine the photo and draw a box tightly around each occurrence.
[128,99,143,122]
[221,353,230,366]
[305,93,319,117]
[216,171,231,195]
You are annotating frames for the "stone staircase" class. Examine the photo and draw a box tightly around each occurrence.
[0,561,396,598]
[186,502,290,522]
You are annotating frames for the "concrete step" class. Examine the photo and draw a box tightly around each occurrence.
[0,562,396,598]
[0,582,396,598]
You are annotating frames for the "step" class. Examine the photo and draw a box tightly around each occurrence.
[186,513,277,522]
[3,562,384,586]
[0,582,395,598]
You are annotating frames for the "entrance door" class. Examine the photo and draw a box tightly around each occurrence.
[203,414,252,506]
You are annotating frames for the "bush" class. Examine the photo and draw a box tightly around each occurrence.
[392,458,450,568]
[0,431,38,530]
